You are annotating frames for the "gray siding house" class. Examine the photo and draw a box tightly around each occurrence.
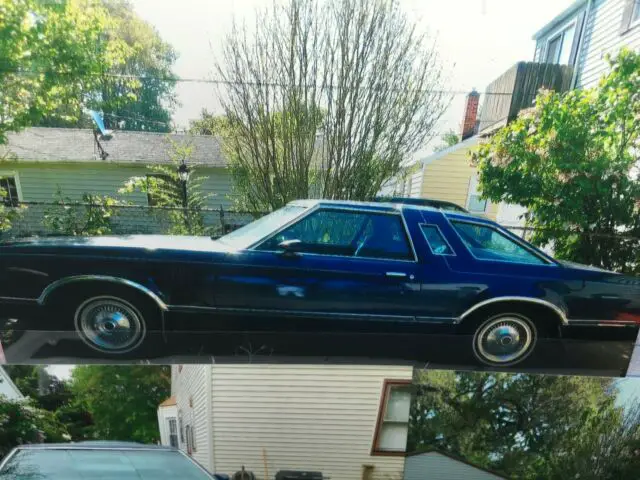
[404,451,507,480]
[533,0,640,89]
[0,127,236,235]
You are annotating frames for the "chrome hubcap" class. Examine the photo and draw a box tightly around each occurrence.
[76,298,143,352]
[476,316,533,364]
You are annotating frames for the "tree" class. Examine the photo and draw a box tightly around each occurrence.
[0,0,132,142]
[0,398,70,459]
[43,189,121,236]
[120,138,214,235]
[39,0,178,132]
[472,49,640,274]
[409,370,640,479]
[433,129,459,152]
[216,0,448,212]
[70,366,169,444]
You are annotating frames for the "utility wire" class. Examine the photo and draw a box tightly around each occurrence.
[1,68,516,96]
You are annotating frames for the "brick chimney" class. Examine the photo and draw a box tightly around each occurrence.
[461,89,480,140]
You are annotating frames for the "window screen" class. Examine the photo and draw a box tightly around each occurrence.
[375,383,411,453]
[0,176,19,207]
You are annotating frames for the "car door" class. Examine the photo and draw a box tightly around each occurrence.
[213,206,422,322]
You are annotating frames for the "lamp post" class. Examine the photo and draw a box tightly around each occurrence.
[177,161,190,232]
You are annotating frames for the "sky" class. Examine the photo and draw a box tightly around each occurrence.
[130,0,576,154]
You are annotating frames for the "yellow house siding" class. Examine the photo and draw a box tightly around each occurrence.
[420,145,498,220]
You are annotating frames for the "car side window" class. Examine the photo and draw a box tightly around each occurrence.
[257,209,413,260]
[451,221,547,265]
[420,224,454,255]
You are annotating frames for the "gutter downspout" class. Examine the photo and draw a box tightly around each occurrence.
[570,0,594,89]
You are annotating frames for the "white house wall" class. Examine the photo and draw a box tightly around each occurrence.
[172,365,212,471]
[0,367,23,400]
[157,404,177,446]
[576,0,640,89]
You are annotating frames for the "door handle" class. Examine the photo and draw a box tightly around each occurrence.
[385,271,408,278]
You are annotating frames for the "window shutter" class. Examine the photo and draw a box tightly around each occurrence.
[620,0,636,34]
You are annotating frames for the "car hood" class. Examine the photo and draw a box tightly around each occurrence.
[558,259,616,273]
[0,235,233,254]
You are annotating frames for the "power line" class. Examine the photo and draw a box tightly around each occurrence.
[1,68,516,96]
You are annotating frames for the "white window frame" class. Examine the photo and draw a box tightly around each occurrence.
[466,175,488,213]
[632,0,640,27]
[544,20,577,65]
[167,417,179,448]
[0,171,23,206]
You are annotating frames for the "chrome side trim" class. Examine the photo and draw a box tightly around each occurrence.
[167,305,415,322]
[458,296,569,326]
[567,319,638,327]
[38,275,168,311]
[0,448,18,470]
[0,295,38,303]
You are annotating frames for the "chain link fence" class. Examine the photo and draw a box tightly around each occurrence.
[1,202,260,239]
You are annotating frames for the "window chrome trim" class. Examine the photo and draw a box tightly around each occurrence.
[459,296,568,326]
[250,205,417,262]
[0,447,17,471]
[38,275,168,311]
[418,223,456,257]
[446,218,556,266]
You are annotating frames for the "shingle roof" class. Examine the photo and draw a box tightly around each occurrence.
[0,127,226,167]
[158,395,177,407]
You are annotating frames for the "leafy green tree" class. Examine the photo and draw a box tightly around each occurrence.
[0,0,133,142]
[409,370,640,479]
[70,366,169,444]
[43,189,121,236]
[120,138,214,235]
[0,397,70,459]
[39,0,178,132]
[433,129,459,152]
[472,49,640,273]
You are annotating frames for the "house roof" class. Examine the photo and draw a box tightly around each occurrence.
[532,0,587,40]
[405,449,509,479]
[158,395,177,407]
[0,127,225,167]
[420,135,480,167]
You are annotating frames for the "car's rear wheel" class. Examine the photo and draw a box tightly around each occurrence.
[472,313,537,367]
[74,295,147,355]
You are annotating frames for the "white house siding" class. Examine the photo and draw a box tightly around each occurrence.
[210,364,413,480]
[0,367,23,400]
[404,452,504,480]
[157,404,178,446]
[409,171,423,198]
[172,365,212,471]
[576,0,640,89]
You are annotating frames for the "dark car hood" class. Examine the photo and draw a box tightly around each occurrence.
[0,235,233,254]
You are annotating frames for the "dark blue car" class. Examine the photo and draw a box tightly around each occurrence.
[0,199,638,366]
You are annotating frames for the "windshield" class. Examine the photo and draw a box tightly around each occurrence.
[216,205,307,249]
[0,449,212,480]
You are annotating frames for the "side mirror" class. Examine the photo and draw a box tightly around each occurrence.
[277,239,303,256]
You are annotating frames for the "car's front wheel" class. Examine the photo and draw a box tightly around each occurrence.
[472,313,537,367]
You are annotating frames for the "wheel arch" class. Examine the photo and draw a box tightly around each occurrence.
[37,275,168,311]
[458,296,568,327]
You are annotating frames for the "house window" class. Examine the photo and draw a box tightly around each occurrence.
[178,410,184,443]
[0,175,20,207]
[146,173,172,206]
[633,0,640,23]
[185,424,197,454]
[372,380,412,455]
[545,23,576,64]
[466,175,487,213]
[167,418,179,448]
